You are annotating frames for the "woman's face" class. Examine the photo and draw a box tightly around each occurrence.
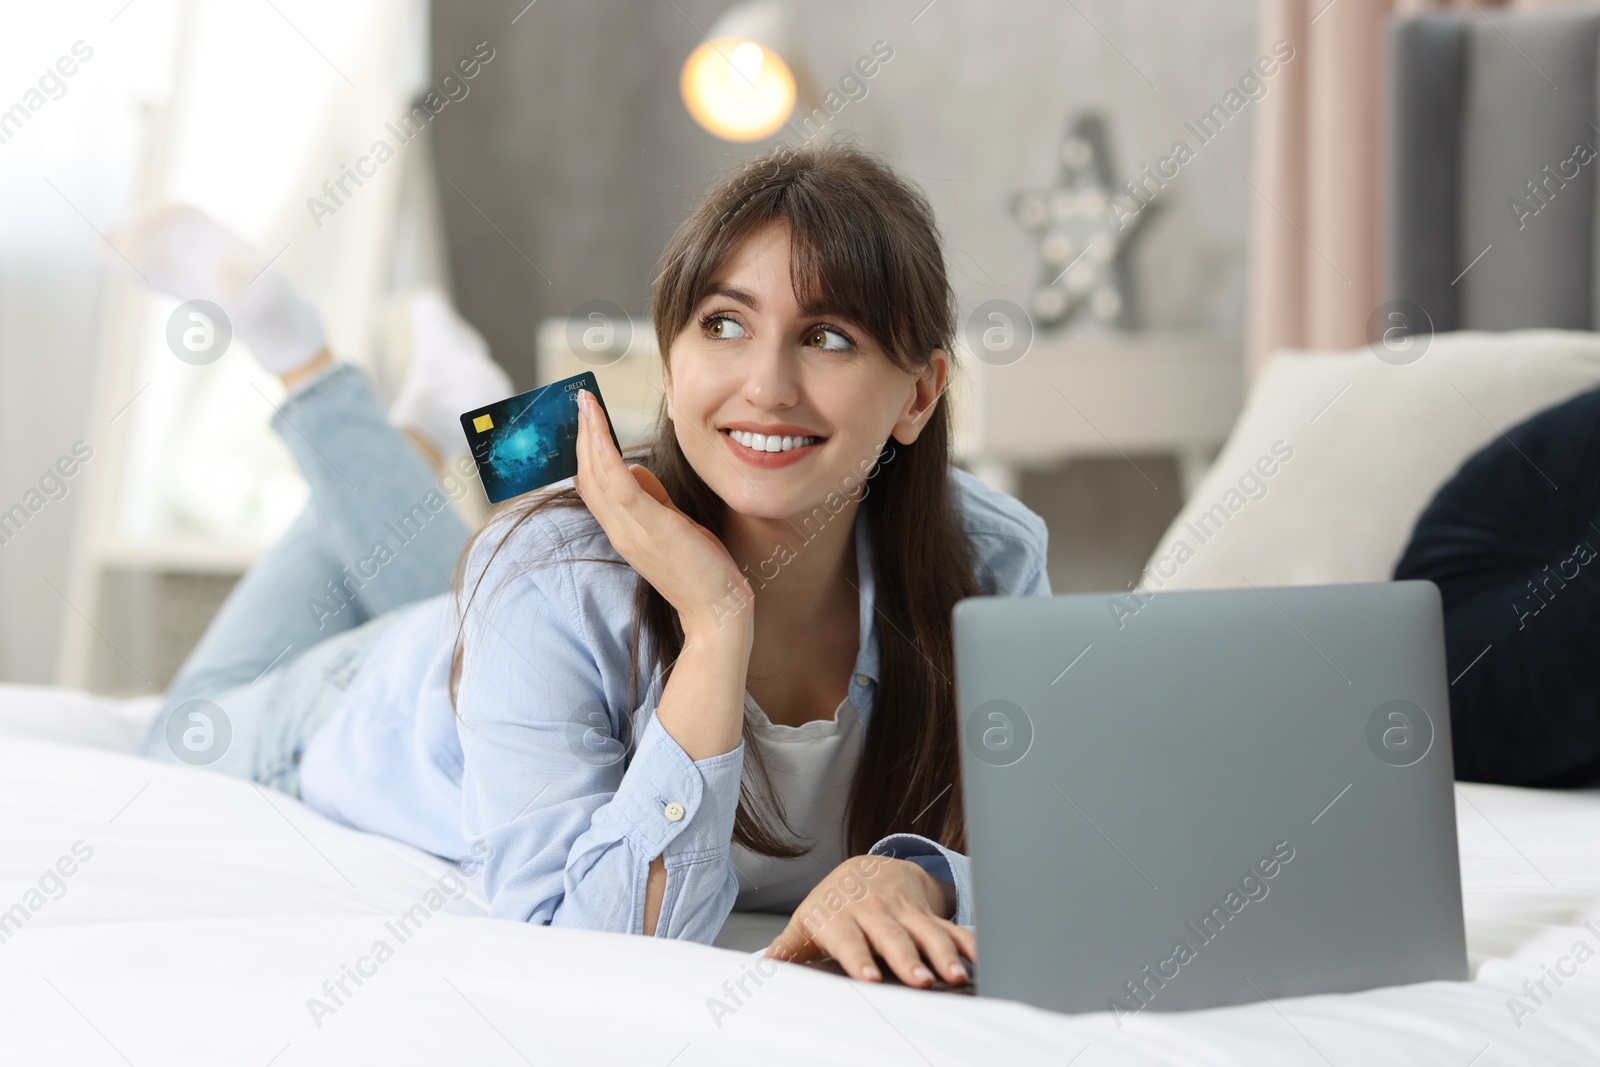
[663,221,946,522]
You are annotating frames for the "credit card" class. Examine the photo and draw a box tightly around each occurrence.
[459,371,624,504]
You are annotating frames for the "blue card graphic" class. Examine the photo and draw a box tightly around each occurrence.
[459,371,623,504]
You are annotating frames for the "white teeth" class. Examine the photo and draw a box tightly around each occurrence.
[728,430,819,452]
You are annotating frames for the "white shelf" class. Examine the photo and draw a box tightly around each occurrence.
[951,329,1241,463]
[96,536,277,575]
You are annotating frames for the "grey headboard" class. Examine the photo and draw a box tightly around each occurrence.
[1387,7,1600,332]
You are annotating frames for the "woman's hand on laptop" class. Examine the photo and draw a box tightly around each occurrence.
[764,856,975,988]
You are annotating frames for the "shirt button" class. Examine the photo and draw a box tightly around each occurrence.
[855,673,871,686]
[663,801,685,822]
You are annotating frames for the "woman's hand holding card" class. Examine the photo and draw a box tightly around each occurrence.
[573,388,754,642]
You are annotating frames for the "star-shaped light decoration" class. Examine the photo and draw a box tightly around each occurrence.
[1010,113,1156,330]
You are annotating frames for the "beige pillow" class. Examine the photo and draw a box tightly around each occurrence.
[1139,330,1600,593]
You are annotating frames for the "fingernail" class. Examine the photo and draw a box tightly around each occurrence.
[912,965,933,983]
[862,964,880,981]
[947,961,968,981]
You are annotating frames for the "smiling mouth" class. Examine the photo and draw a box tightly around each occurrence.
[720,428,825,454]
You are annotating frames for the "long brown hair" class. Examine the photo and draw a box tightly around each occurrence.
[451,140,980,858]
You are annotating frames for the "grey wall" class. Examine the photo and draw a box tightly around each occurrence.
[431,0,1260,594]
[431,0,1261,387]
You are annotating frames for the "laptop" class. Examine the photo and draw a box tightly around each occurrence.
[953,580,1467,1016]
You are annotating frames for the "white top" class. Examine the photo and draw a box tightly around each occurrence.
[730,689,863,914]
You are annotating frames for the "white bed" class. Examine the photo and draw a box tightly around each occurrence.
[2,683,1598,1066]
[8,332,1600,1065]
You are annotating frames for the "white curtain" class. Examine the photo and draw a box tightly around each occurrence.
[116,0,434,549]
[0,0,443,684]
[0,2,185,682]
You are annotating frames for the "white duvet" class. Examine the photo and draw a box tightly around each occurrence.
[2,683,1598,1066]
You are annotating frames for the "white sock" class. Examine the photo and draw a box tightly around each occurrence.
[389,288,511,462]
[109,203,326,375]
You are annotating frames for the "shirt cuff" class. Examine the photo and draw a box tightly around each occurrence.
[605,711,744,865]
[867,832,973,927]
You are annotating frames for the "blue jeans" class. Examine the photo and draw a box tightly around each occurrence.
[137,364,471,796]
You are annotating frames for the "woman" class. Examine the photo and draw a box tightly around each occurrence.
[133,142,1050,989]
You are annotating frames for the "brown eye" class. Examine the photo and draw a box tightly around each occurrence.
[701,314,746,340]
[805,326,853,351]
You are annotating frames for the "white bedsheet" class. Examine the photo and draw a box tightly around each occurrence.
[2,683,1598,1065]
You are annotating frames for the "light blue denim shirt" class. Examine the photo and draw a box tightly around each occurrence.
[298,465,1050,943]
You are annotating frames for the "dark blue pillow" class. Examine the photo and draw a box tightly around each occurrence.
[1393,384,1600,787]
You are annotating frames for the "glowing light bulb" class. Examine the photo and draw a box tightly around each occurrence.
[681,37,797,142]
[728,41,765,87]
